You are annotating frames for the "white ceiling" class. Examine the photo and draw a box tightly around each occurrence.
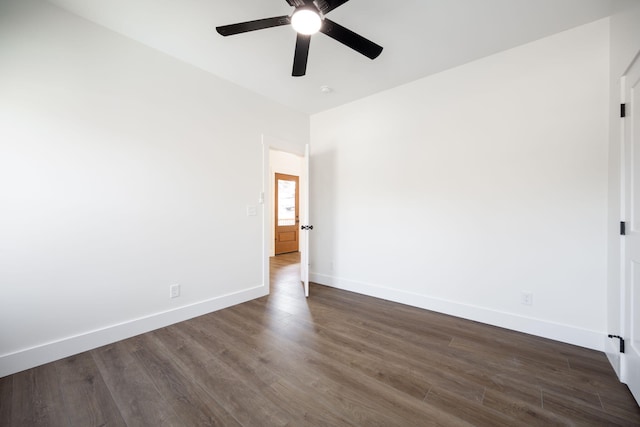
[46,0,618,114]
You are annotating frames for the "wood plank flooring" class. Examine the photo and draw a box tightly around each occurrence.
[1,251,639,426]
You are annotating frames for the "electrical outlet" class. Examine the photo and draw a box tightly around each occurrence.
[521,291,533,306]
[170,284,180,299]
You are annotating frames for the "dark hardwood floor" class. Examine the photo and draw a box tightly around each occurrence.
[1,251,639,426]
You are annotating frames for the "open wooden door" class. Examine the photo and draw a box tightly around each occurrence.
[622,51,640,404]
[275,173,299,255]
[300,144,311,297]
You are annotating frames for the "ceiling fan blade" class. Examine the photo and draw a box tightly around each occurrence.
[320,19,383,59]
[323,0,351,13]
[292,34,311,77]
[216,16,290,36]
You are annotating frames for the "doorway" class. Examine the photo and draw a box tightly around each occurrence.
[264,142,309,298]
[275,173,299,255]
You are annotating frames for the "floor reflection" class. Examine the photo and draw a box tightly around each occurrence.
[263,252,315,337]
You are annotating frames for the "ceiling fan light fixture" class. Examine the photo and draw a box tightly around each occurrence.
[291,8,322,35]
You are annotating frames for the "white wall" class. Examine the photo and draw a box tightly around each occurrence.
[310,19,610,350]
[606,0,640,376]
[0,0,308,376]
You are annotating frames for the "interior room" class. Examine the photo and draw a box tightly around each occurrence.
[1,0,640,424]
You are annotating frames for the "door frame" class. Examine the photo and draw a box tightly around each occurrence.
[607,73,629,379]
[262,134,308,295]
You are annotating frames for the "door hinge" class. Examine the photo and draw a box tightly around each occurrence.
[621,103,626,118]
[608,335,625,353]
[621,221,626,236]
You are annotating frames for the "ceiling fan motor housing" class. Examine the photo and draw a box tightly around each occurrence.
[287,0,328,17]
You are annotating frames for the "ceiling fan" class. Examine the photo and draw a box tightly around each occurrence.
[216,0,383,77]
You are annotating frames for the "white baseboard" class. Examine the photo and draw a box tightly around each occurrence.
[310,273,605,352]
[0,285,268,378]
